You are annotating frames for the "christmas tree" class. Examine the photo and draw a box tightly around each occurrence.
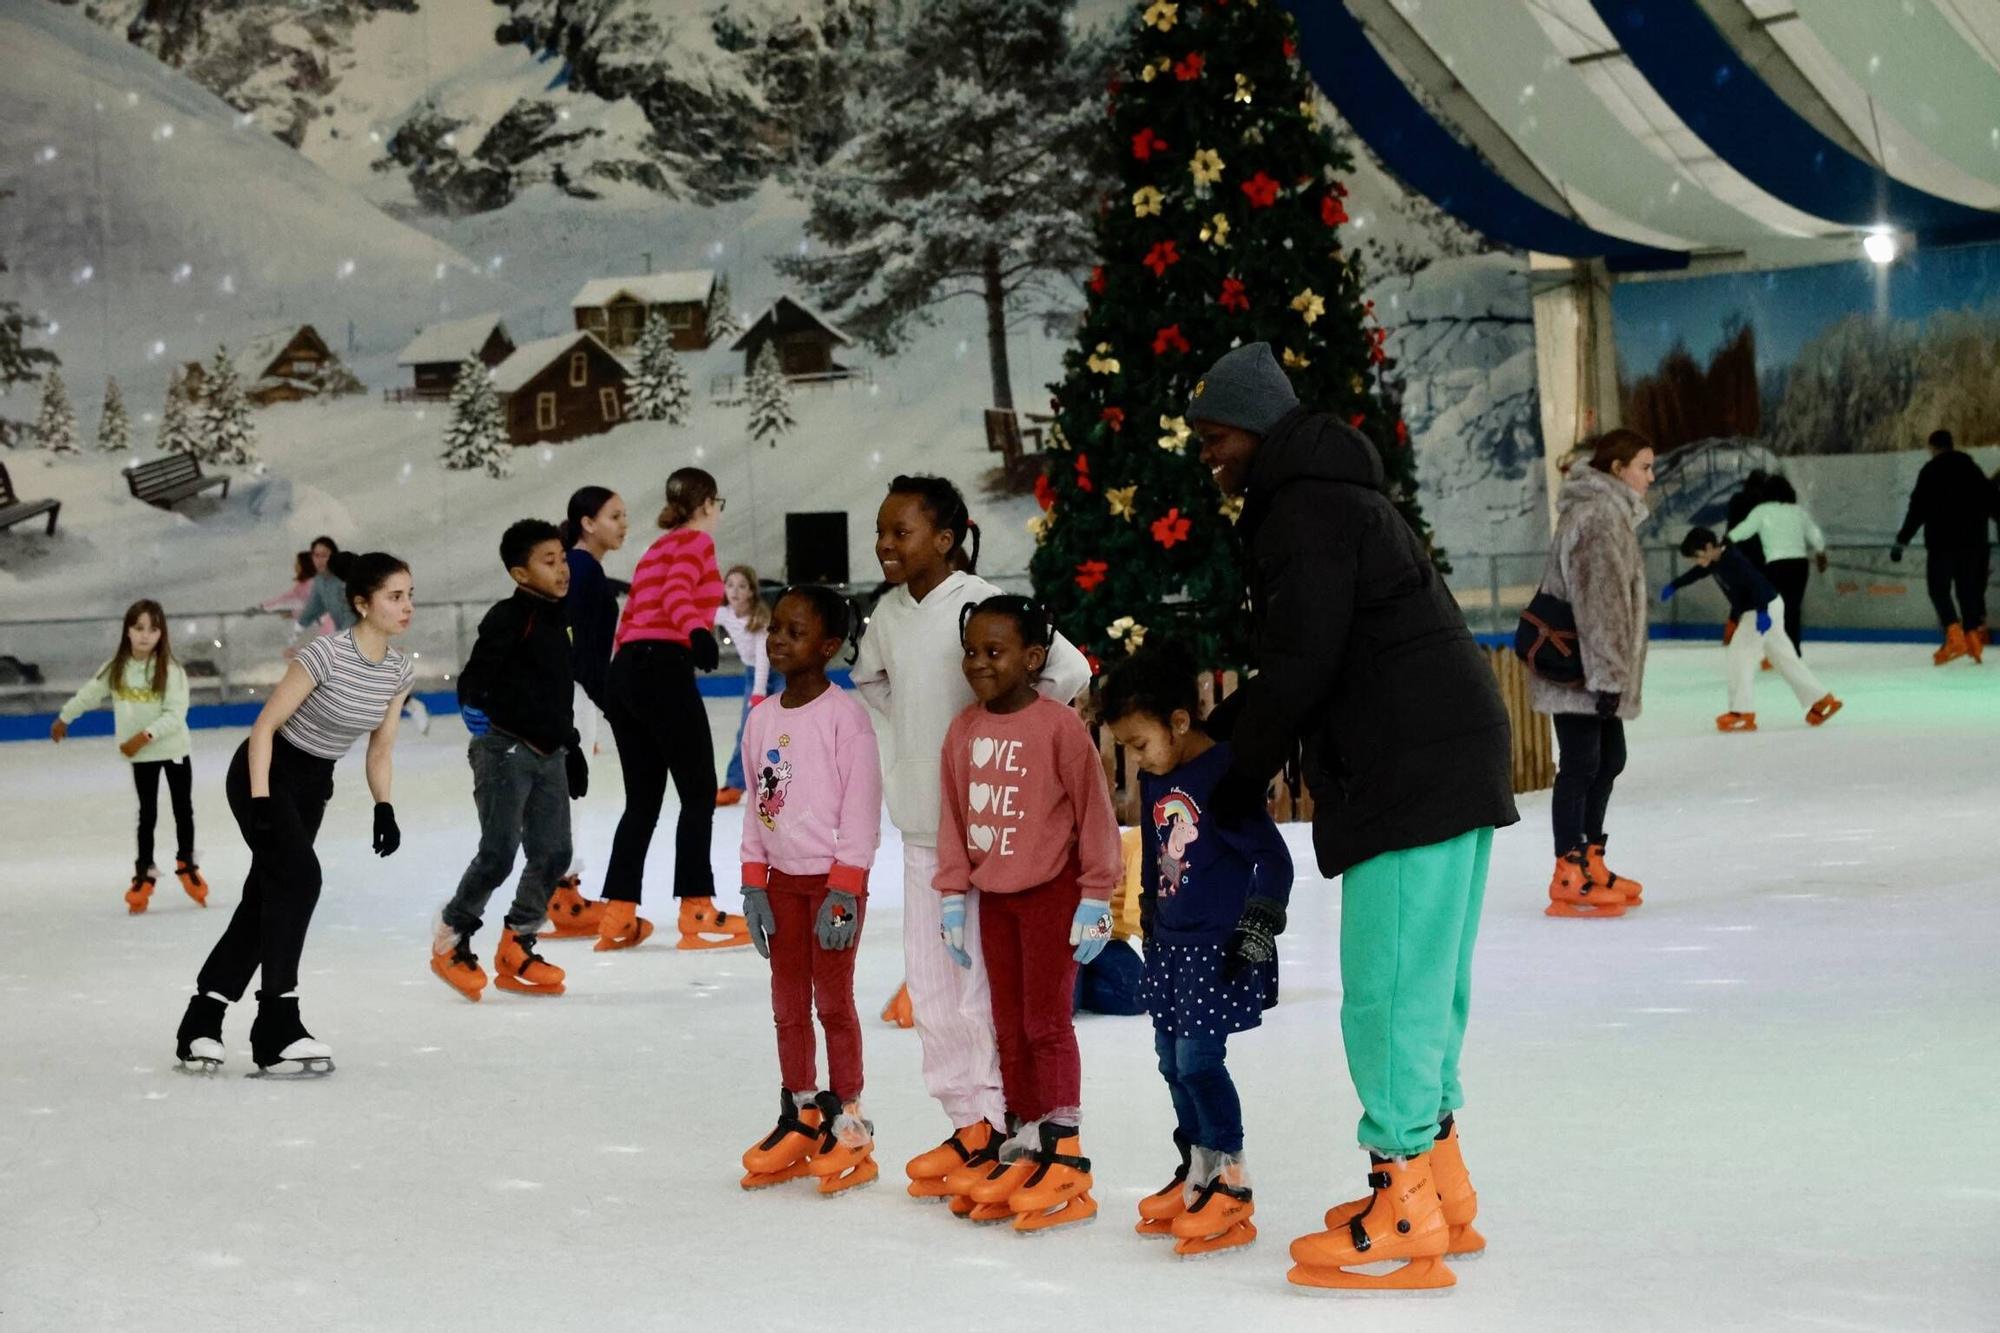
[157,367,201,457]
[1028,0,1429,668]
[96,377,131,453]
[706,273,742,344]
[34,368,79,454]
[199,345,259,465]
[629,313,690,424]
[440,353,511,478]
[746,342,795,446]
[0,189,58,447]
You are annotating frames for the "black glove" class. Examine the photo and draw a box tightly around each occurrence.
[566,745,589,800]
[372,802,400,857]
[1595,690,1620,718]
[1210,764,1269,826]
[1222,898,1286,980]
[1889,546,1904,563]
[689,627,720,672]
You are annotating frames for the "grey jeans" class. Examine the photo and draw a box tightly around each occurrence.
[444,733,573,942]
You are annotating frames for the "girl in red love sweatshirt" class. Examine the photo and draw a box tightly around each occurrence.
[933,596,1122,1234]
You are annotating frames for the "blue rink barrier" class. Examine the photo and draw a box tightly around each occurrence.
[1,670,857,743]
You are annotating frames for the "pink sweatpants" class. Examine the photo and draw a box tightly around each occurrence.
[902,843,1007,1130]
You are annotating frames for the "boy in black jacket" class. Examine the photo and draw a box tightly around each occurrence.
[1664,527,1841,732]
[431,519,585,1000]
[1890,429,2000,664]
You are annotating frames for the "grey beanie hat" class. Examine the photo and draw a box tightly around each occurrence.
[1186,342,1299,436]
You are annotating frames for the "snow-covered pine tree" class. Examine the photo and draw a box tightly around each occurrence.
[629,313,690,424]
[706,273,742,343]
[199,345,259,465]
[0,189,58,446]
[440,354,511,478]
[157,368,201,456]
[34,368,79,454]
[746,341,794,446]
[778,0,1106,409]
[96,377,131,453]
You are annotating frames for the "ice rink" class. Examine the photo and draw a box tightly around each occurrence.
[4,642,1997,1332]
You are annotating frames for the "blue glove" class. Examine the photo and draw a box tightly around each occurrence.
[1069,899,1112,965]
[1658,583,1676,604]
[939,893,971,969]
[1755,608,1773,635]
[461,706,490,738]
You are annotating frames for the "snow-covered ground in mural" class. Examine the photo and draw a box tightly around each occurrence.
[4,643,1996,1332]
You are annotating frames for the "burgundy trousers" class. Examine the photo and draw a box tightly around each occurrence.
[978,865,1084,1123]
[766,870,866,1102]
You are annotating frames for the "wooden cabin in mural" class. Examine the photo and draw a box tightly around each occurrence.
[571,271,715,352]
[730,297,857,380]
[393,315,516,401]
[184,325,362,407]
[490,332,630,445]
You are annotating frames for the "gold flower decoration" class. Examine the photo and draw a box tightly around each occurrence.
[1143,0,1178,32]
[1200,212,1231,246]
[1290,287,1326,325]
[1087,342,1122,375]
[1027,511,1054,541]
[1282,347,1312,369]
[1108,616,1149,652]
[1133,185,1165,218]
[1233,73,1255,104]
[1189,148,1225,187]
[1106,484,1138,520]
[1219,494,1245,523]
[1157,413,1191,452]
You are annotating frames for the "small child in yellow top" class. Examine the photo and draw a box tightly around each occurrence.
[51,599,205,913]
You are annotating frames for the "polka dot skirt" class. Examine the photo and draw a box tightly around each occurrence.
[1142,942,1268,1038]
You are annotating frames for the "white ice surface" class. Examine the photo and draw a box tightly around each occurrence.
[4,643,1998,1331]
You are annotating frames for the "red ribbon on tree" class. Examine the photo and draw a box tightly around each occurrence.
[1218,276,1249,313]
[1034,472,1055,510]
[1131,127,1168,162]
[1395,419,1410,445]
[1368,327,1389,365]
[1150,508,1192,549]
[1142,239,1181,277]
[1075,560,1109,592]
[1321,193,1349,226]
[1174,52,1205,81]
[1101,406,1126,432]
[1074,453,1095,493]
[1283,35,1298,59]
[1088,265,1106,295]
[1240,171,1280,207]
[1152,324,1190,356]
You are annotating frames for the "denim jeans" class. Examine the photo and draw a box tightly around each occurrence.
[724,672,783,791]
[443,733,573,941]
[1154,1027,1242,1153]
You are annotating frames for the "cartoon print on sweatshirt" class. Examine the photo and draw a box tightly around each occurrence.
[1152,790,1202,899]
[964,732,1030,861]
[756,738,794,831]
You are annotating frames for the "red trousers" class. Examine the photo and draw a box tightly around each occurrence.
[978,867,1084,1123]
[767,871,866,1101]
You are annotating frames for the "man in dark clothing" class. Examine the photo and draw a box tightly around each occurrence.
[1188,341,1516,1290]
[1892,430,2000,664]
[432,519,586,1000]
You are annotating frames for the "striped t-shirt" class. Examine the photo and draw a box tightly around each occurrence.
[616,528,723,650]
[280,631,415,759]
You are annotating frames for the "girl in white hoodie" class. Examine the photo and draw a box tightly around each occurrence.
[51,599,206,914]
[850,475,1092,1203]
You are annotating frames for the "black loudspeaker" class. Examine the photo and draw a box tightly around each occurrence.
[785,512,849,585]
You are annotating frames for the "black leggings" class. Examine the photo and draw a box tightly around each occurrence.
[1551,714,1627,857]
[602,641,716,903]
[196,736,333,1001]
[1925,544,1990,631]
[132,756,195,875]
[1765,558,1809,655]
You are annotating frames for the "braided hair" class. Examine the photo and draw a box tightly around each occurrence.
[888,474,981,573]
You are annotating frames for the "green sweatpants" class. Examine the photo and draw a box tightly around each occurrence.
[1339,826,1493,1158]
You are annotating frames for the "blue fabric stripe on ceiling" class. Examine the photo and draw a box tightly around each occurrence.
[1590,0,2000,247]
[1283,1,1687,271]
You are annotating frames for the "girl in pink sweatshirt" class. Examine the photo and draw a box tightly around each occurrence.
[737,587,884,1197]
[934,595,1121,1234]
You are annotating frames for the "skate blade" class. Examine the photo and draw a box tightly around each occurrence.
[1447,1223,1487,1260]
[947,1195,977,1218]
[174,1058,223,1076]
[675,932,751,951]
[1175,1221,1257,1258]
[1286,1256,1455,1295]
[1171,1205,1253,1244]
[816,1159,880,1195]
[493,977,566,996]
[906,1176,958,1198]
[247,1058,335,1079]
[966,1201,1017,1224]
[1013,1194,1097,1234]
[1136,1216,1179,1236]
[740,1160,814,1190]
[1543,901,1625,919]
[593,924,653,952]
[544,922,600,939]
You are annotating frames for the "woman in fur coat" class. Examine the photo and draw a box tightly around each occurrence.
[1531,429,1654,919]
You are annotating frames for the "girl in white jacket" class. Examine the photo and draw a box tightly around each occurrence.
[1728,475,1827,655]
[51,599,206,914]
[850,475,1092,1203]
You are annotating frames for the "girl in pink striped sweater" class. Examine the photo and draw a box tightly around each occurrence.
[597,467,752,951]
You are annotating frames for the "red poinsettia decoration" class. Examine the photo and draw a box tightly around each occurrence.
[1075,560,1109,593]
[1152,324,1190,356]
[1034,472,1055,511]
[1333,180,1349,198]
[1084,651,1104,677]
[1218,276,1249,313]
[1349,412,1367,428]
[1367,326,1389,365]
[1101,406,1126,433]
[1174,52,1205,82]
[1088,265,1106,295]
[1073,453,1095,493]
[1394,419,1410,445]
[1142,239,1181,277]
[1150,508,1193,549]
[1240,171,1280,208]
[1283,35,1297,59]
[1321,193,1349,226]
[1131,126,1168,162]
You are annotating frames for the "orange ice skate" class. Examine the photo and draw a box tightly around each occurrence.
[594,900,654,952]
[1971,625,1990,664]
[676,896,752,950]
[1715,711,1757,732]
[1545,851,1625,919]
[880,982,914,1029]
[1171,1150,1255,1257]
[1806,695,1843,727]
[430,926,488,1002]
[1007,1123,1096,1233]
[1583,843,1642,908]
[715,786,745,807]
[544,876,604,938]
[174,859,209,907]
[125,873,155,915]
[1289,1154,1455,1294]
[918,1121,999,1200]
[1323,1118,1484,1259]
[964,1140,1038,1224]
[808,1098,879,1196]
[741,1089,825,1189]
[494,928,565,996]
[1936,623,1970,666]
[1136,1133,1192,1236]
